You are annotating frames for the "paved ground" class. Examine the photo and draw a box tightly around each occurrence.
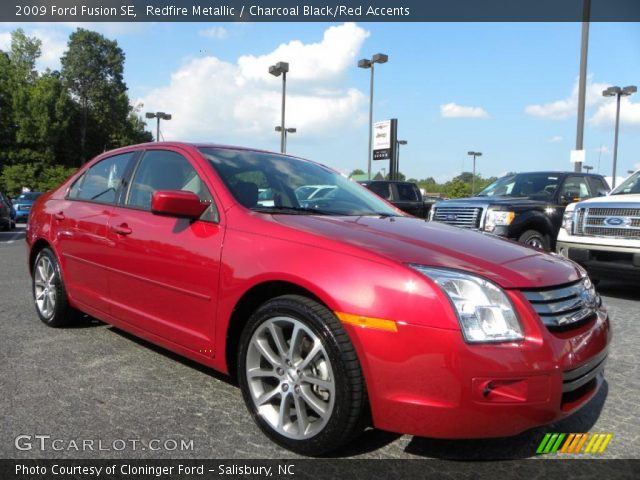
[1,225,638,459]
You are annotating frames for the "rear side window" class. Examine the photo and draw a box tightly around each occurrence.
[560,176,591,200]
[367,183,391,200]
[396,183,420,201]
[70,153,133,204]
[587,176,609,195]
[126,150,217,222]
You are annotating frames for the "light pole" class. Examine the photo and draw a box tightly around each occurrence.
[269,61,289,153]
[396,140,407,180]
[358,53,388,180]
[275,126,296,154]
[468,151,482,195]
[574,0,591,173]
[602,85,637,189]
[583,165,594,173]
[145,112,172,142]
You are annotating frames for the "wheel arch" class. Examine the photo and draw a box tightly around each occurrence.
[29,238,54,275]
[224,280,329,380]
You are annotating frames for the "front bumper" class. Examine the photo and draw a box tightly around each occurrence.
[343,291,610,439]
[557,240,640,281]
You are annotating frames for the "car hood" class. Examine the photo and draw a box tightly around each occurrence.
[272,215,580,289]
[577,193,640,205]
[436,196,550,207]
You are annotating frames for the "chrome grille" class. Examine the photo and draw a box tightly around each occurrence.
[521,279,600,330]
[432,207,482,228]
[574,206,640,240]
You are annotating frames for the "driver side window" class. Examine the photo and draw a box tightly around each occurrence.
[126,150,218,222]
[560,176,590,201]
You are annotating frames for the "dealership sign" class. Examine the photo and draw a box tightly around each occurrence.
[373,120,392,160]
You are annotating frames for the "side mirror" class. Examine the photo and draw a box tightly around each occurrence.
[597,190,609,197]
[560,191,579,204]
[151,190,208,219]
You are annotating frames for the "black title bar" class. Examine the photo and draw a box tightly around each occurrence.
[4,0,640,22]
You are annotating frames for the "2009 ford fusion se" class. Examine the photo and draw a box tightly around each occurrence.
[26,143,610,455]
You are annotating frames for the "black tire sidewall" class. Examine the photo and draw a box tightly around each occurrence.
[237,295,360,456]
[519,230,549,250]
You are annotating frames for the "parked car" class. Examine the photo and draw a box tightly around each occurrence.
[12,191,43,223]
[429,171,609,250]
[0,192,16,231]
[27,143,610,455]
[557,169,640,282]
[360,180,434,218]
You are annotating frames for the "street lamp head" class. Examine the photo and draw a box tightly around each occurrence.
[371,53,389,64]
[602,86,622,97]
[357,58,372,69]
[622,85,637,96]
[145,112,156,119]
[269,62,289,77]
[286,128,297,134]
[275,126,282,132]
[397,140,407,145]
[159,113,172,120]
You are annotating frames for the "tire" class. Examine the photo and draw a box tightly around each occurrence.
[237,294,367,456]
[518,229,550,251]
[32,248,78,327]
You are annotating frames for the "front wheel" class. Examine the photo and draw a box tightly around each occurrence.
[237,295,367,456]
[518,229,550,251]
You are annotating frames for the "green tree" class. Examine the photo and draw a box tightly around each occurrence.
[349,168,365,176]
[443,178,471,198]
[61,28,128,162]
[9,28,41,83]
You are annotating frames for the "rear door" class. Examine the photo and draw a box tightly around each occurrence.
[393,183,424,217]
[106,148,223,353]
[55,152,136,314]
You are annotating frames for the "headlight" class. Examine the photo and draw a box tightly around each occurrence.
[411,266,524,343]
[484,209,515,232]
[562,210,574,233]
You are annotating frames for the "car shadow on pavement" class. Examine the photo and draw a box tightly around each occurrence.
[107,326,238,387]
[403,381,608,460]
[67,313,106,329]
[597,280,640,301]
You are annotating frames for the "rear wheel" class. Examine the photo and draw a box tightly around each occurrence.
[237,295,367,456]
[518,229,549,250]
[32,248,78,327]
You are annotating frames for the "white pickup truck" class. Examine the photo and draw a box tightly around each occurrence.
[557,169,640,282]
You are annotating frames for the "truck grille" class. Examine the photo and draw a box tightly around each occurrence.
[574,207,640,240]
[432,207,482,228]
[521,278,600,330]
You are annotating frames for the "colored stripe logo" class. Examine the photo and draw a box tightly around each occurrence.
[536,433,612,454]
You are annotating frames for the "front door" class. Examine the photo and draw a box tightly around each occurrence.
[106,148,223,353]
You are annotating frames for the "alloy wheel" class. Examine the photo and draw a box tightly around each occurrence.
[34,255,57,319]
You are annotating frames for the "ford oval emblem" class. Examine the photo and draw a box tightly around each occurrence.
[446,214,457,221]
[604,216,631,227]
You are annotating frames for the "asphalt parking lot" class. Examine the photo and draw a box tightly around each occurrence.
[1,225,638,460]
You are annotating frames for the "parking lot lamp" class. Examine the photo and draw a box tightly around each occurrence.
[275,126,296,154]
[358,53,389,180]
[467,151,482,195]
[269,62,289,153]
[145,112,172,142]
[602,85,637,188]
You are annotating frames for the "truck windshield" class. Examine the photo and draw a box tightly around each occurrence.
[199,148,401,217]
[611,171,640,195]
[477,173,560,199]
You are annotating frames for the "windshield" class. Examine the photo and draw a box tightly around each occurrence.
[199,148,400,217]
[611,171,640,195]
[478,173,560,199]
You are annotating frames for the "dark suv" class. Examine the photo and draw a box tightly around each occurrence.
[429,171,609,250]
[361,180,435,218]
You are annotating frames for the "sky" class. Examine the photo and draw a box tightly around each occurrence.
[1,21,639,182]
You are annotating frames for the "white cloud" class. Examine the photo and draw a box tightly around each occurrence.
[139,23,369,142]
[550,135,563,143]
[590,97,640,128]
[198,26,228,40]
[634,162,640,171]
[596,145,610,155]
[0,28,67,71]
[440,102,489,119]
[525,76,640,128]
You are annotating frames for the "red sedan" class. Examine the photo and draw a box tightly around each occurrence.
[26,143,610,455]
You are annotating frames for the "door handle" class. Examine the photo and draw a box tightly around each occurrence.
[54,211,65,221]
[111,224,132,235]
